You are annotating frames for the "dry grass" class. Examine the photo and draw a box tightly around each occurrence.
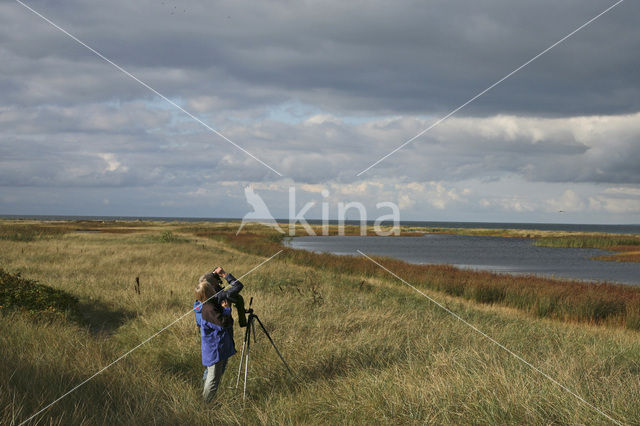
[1,220,639,425]
[194,227,640,331]
[596,250,640,262]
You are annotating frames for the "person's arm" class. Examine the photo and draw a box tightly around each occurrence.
[213,267,243,301]
[223,273,243,297]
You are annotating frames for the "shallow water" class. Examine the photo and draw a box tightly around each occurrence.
[287,234,640,285]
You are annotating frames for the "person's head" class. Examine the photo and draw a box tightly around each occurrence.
[195,274,221,303]
[201,272,223,291]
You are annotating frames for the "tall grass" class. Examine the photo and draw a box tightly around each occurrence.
[1,221,640,425]
[193,229,640,331]
[535,235,640,263]
[0,224,70,241]
[535,235,640,249]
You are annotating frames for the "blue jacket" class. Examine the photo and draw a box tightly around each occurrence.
[200,318,235,366]
[193,300,203,327]
[196,273,243,366]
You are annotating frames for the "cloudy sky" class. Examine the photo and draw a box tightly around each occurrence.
[1,0,639,223]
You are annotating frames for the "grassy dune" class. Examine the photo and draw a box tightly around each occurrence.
[1,220,639,425]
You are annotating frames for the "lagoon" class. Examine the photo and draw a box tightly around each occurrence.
[287,234,640,285]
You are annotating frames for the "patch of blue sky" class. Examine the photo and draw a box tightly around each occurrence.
[266,101,417,125]
[266,101,323,124]
[142,97,432,133]
[141,96,213,136]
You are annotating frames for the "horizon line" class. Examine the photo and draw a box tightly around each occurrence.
[0,214,638,227]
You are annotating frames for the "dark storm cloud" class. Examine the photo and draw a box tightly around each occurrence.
[2,0,638,115]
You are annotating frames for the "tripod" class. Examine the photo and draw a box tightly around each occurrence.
[235,297,293,400]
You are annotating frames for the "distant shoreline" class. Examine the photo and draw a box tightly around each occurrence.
[1,214,639,235]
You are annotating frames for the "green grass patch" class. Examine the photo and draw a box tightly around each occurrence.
[145,231,189,243]
[535,235,640,249]
[158,231,186,243]
[0,269,80,321]
[0,224,69,241]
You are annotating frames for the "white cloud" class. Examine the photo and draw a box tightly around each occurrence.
[480,196,536,213]
[98,153,125,173]
[304,114,342,125]
[603,187,640,197]
[299,183,327,193]
[588,196,640,214]
[397,194,415,210]
[422,182,467,210]
[546,190,586,213]
[543,186,640,215]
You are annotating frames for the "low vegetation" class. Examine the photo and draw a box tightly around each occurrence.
[534,235,640,249]
[0,223,70,242]
[0,269,80,321]
[194,227,640,331]
[535,235,640,262]
[1,220,639,425]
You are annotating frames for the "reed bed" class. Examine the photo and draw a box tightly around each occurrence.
[535,235,640,249]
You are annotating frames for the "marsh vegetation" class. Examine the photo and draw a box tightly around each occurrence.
[1,220,639,425]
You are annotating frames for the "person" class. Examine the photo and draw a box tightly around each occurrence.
[194,266,243,402]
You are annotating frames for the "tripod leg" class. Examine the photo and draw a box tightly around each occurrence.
[251,318,257,343]
[243,321,251,401]
[235,321,250,389]
[253,315,294,377]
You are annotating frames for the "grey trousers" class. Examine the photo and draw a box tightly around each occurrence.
[202,358,228,403]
